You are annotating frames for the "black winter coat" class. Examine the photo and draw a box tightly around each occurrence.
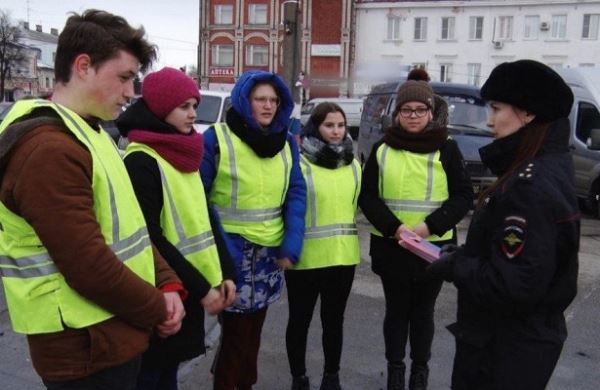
[359,138,473,279]
[449,118,580,389]
[124,152,236,367]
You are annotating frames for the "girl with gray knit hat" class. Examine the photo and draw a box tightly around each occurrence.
[359,69,473,390]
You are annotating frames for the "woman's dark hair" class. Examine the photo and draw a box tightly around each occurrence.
[55,9,157,83]
[309,102,347,129]
[477,120,550,207]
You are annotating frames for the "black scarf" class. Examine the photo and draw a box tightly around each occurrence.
[116,99,180,137]
[383,125,448,153]
[301,135,354,169]
[225,108,287,158]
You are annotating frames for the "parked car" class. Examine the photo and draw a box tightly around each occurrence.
[0,101,15,125]
[195,90,231,133]
[300,97,363,139]
[556,67,600,217]
[358,81,495,198]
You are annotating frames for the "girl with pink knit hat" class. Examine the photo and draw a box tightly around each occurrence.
[117,67,236,390]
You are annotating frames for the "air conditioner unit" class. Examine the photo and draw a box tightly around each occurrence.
[493,41,504,49]
[540,22,550,31]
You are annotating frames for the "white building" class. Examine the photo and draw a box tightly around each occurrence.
[354,0,600,93]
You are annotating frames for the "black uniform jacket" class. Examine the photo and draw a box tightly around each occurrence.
[359,138,473,279]
[450,117,580,348]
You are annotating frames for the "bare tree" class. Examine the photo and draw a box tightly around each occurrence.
[0,10,27,101]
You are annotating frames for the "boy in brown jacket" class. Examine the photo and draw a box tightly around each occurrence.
[0,9,185,390]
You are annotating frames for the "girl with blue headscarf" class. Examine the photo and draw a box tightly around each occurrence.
[201,70,307,390]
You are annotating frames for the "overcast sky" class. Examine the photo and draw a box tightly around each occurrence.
[1,0,199,71]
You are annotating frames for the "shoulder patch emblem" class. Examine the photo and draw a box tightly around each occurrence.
[501,216,526,260]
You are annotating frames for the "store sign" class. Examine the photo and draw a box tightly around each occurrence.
[311,44,341,57]
[210,67,235,77]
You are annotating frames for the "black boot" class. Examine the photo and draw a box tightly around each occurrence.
[387,363,405,390]
[291,375,310,390]
[319,372,342,390]
[408,364,429,390]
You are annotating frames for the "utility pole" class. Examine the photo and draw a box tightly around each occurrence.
[281,1,301,103]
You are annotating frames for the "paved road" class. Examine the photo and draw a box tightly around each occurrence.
[1,213,599,390]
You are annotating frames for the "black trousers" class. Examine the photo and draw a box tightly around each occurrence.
[380,275,443,367]
[43,356,141,390]
[285,265,356,378]
[451,318,565,390]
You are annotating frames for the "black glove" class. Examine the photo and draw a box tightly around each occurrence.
[440,243,460,256]
[426,252,456,282]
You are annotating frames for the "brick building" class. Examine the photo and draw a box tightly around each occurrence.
[198,0,355,100]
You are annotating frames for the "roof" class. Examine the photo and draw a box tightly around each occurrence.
[20,28,59,44]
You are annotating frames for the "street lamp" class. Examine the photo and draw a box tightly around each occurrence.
[280,0,301,98]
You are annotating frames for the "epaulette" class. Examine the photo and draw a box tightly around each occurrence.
[517,162,535,181]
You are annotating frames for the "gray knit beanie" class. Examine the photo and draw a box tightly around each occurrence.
[396,80,434,109]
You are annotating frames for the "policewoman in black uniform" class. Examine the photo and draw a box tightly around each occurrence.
[428,60,580,390]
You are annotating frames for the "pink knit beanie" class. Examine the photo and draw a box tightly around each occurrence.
[142,67,201,120]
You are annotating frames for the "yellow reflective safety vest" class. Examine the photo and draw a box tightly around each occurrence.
[0,100,155,335]
[210,123,291,246]
[295,156,361,270]
[372,144,453,241]
[125,142,223,287]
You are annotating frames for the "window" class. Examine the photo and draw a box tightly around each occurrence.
[414,17,427,40]
[497,16,513,40]
[469,16,483,40]
[575,102,600,144]
[440,63,453,82]
[387,16,401,40]
[246,45,268,66]
[248,4,268,25]
[215,5,233,25]
[582,14,600,39]
[523,15,540,40]
[467,63,481,86]
[551,15,567,39]
[211,44,234,66]
[45,77,50,88]
[441,17,455,40]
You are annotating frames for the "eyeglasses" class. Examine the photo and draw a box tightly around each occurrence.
[253,96,280,107]
[399,107,429,118]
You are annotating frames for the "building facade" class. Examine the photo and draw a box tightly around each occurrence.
[198,0,355,99]
[354,0,600,94]
[3,23,58,100]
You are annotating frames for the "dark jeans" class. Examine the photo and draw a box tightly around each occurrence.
[381,276,443,367]
[212,308,268,390]
[285,265,356,377]
[136,362,179,390]
[43,357,141,390]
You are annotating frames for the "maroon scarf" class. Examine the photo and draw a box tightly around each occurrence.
[127,130,204,172]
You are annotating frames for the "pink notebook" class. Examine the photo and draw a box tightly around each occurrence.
[398,231,441,263]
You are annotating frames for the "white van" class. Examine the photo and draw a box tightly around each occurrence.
[300,97,363,138]
[195,90,231,133]
[556,67,600,216]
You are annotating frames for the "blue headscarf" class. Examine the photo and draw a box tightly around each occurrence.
[230,70,294,134]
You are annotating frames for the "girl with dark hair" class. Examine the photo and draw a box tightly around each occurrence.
[427,60,580,389]
[117,67,236,390]
[285,102,360,390]
[359,69,473,390]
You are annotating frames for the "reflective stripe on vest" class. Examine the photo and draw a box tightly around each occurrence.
[209,123,291,246]
[294,156,361,270]
[125,142,223,287]
[371,144,453,241]
[0,100,155,334]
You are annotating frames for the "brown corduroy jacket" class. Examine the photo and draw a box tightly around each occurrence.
[0,114,180,382]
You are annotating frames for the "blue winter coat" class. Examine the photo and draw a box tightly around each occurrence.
[201,70,307,312]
